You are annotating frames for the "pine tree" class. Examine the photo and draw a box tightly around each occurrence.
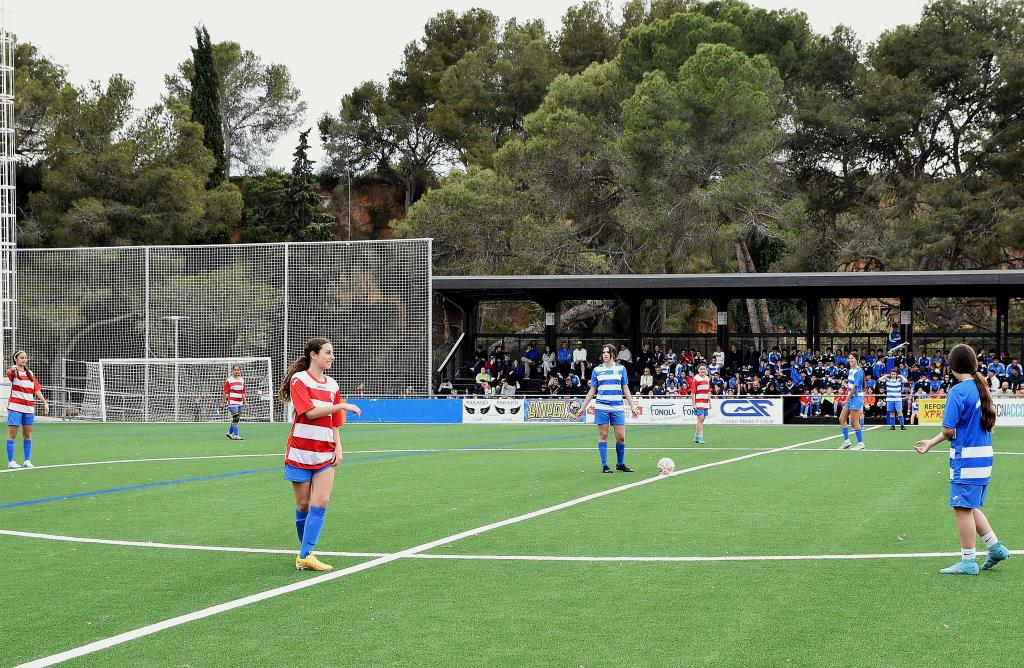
[189,26,226,187]
[284,129,336,241]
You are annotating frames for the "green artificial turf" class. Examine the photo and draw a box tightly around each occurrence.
[2,422,1021,666]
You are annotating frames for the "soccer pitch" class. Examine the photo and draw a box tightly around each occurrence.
[2,422,1023,667]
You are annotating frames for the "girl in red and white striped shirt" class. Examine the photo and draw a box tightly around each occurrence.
[278,338,361,572]
[221,365,247,441]
[6,351,49,469]
[691,362,711,445]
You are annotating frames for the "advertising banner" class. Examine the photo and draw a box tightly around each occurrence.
[995,397,1024,426]
[918,398,947,425]
[347,398,463,424]
[708,398,783,425]
[524,397,586,423]
[462,397,525,424]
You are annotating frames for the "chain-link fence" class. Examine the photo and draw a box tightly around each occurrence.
[13,240,431,420]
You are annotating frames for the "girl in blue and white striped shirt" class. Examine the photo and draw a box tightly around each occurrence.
[914,344,1010,575]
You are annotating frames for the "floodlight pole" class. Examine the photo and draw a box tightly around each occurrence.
[162,315,190,421]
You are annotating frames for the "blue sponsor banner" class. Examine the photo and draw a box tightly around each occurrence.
[346,398,463,424]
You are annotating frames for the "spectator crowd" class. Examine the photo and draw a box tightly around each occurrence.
[439,338,1024,420]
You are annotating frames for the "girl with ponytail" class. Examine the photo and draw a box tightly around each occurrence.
[7,351,49,469]
[914,343,1009,575]
[279,338,361,572]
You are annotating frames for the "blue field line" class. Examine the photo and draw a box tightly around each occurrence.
[0,427,660,510]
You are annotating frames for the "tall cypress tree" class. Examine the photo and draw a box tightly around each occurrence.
[284,129,335,241]
[189,26,226,187]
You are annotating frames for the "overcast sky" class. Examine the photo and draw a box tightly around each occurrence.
[7,0,928,172]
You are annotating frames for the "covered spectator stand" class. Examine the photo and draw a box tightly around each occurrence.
[434,271,1024,380]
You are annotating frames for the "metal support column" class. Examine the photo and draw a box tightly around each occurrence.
[805,297,820,352]
[628,300,643,361]
[996,295,1009,358]
[713,298,730,355]
[899,296,914,352]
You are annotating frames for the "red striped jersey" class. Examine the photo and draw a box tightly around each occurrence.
[285,370,345,469]
[6,367,41,414]
[691,373,711,409]
[223,376,246,407]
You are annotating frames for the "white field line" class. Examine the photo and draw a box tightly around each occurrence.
[0,529,386,558]
[6,437,1021,474]
[14,428,863,668]
[4,528,1019,563]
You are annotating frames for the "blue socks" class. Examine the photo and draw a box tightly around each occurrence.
[23,440,31,461]
[615,442,625,466]
[842,427,850,441]
[5,439,12,462]
[898,414,905,427]
[887,414,894,426]
[299,505,327,558]
[228,423,239,436]
[295,509,309,542]
[855,429,863,444]
[598,441,608,467]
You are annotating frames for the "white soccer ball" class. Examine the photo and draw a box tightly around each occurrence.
[657,457,676,475]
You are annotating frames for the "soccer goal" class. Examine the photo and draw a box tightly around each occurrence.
[72,357,275,423]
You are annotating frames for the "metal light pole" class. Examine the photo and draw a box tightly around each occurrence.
[347,170,352,241]
[161,315,190,421]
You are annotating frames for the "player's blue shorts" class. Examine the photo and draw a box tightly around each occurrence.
[949,482,987,509]
[284,461,335,483]
[886,400,902,413]
[694,408,709,417]
[7,411,35,427]
[845,396,864,412]
[227,405,242,414]
[594,409,625,426]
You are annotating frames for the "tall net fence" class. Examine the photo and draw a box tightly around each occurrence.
[13,240,431,420]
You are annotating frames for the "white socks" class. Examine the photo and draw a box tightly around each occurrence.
[981,531,999,548]
[961,547,977,561]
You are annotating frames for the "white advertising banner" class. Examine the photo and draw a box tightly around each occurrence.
[582,397,783,425]
[462,397,526,424]
[995,397,1024,427]
[709,398,783,425]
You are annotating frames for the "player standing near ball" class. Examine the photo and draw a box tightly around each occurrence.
[574,343,640,474]
[279,338,361,572]
[6,351,49,469]
[691,362,711,444]
[914,343,1010,575]
[838,352,866,450]
[222,364,247,441]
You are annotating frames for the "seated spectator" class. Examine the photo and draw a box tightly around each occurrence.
[635,344,654,377]
[556,341,573,376]
[863,388,877,416]
[436,378,453,395]
[500,379,517,396]
[799,389,811,418]
[520,343,541,379]
[713,345,726,369]
[566,370,581,393]
[474,368,492,395]
[541,345,556,377]
[572,341,588,378]
[810,388,822,415]
[997,381,1013,398]
[821,387,835,415]
[652,380,666,396]
[616,343,633,371]
[547,376,562,396]
[639,367,654,396]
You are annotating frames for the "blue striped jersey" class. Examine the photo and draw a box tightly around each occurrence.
[884,377,904,402]
[943,379,993,485]
[591,364,629,412]
[847,367,865,398]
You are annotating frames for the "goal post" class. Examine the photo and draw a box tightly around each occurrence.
[87,357,274,423]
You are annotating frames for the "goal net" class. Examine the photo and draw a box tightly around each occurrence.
[70,357,274,423]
